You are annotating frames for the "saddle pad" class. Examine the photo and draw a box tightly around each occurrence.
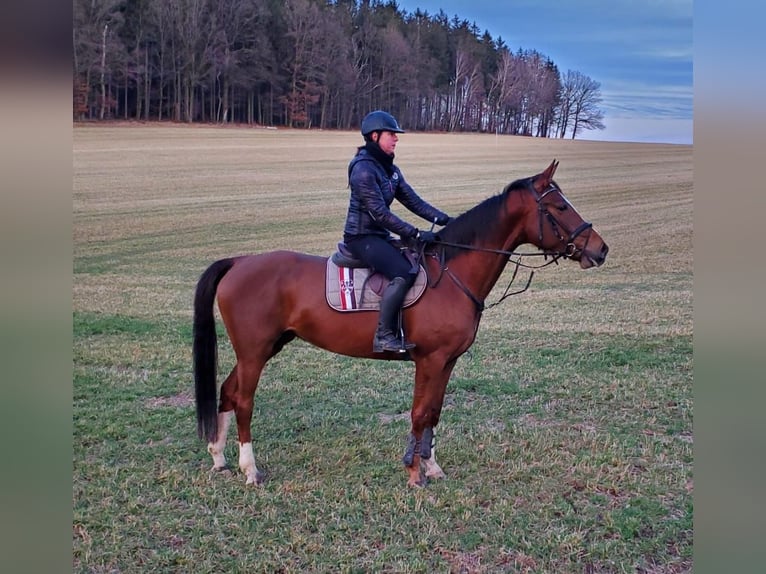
[325,259,427,312]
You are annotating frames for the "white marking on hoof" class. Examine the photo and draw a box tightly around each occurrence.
[207,411,233,469]
[424,448,446,479]
[239,442,262,486]
[425,461,446,479]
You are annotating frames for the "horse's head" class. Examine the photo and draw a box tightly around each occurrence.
[524,160,608,269]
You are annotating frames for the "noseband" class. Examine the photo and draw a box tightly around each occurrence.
[533,183,592,258]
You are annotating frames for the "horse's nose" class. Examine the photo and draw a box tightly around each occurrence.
[597,243,609,264]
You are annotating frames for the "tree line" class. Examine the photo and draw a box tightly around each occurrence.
[73,0,605,139]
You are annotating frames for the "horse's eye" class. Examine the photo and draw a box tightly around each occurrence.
[555,204,568,212]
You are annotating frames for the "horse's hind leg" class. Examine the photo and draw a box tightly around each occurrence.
[232,358,268,486]
[207,367,237,471]
[215,327,293,485]
[207,361,266,486]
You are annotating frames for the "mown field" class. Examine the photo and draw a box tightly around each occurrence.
[73,125,692,573]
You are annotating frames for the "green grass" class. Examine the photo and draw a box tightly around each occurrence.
[73,126,692,573]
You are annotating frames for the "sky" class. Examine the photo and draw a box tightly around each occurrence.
[395,0,693,144]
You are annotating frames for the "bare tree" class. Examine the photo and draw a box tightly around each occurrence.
[72,0,123,119]
[558,70,605,139]
[524,52,559,137]
[400,8,443,130]
[168,0,213,122]
[316,7,356,129]
[281,0,325,127]
[146,0,171,121]
[118,0,156,121]
[449,45,482,131]
[378,22,417,120]
[347,1,384,120]
[487,49,524,134]
[205,0,264,123]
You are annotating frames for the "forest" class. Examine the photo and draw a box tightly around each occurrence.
[72,0,606,139]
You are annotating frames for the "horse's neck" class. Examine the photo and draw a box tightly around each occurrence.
[456,250,515,302]
[448,225,526,303]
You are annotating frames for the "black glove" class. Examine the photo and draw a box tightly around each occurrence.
[416,230,439,243]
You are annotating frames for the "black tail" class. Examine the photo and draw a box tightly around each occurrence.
[193,258,236,442]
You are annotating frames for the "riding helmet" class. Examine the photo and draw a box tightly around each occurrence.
[360,110,405,136]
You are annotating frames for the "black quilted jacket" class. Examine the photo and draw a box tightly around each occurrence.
[343,149,449,241]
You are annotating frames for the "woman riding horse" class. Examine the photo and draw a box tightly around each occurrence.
[193,159,609,487]
[343,110,452,353]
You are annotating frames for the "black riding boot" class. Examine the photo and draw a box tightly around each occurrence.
[373,277,415,353]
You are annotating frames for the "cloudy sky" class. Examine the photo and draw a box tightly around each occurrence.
[395,0,693,144]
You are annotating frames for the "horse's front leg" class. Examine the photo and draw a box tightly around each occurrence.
[402,426,446,485]
[403,357,456,487]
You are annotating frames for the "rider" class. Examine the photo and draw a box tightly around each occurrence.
[343,110,452,353]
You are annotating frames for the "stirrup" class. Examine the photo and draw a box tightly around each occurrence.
[373,331,415,353]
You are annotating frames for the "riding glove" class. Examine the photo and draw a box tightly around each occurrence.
[416,230,439,243]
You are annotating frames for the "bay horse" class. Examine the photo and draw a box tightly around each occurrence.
[193,160,608,487]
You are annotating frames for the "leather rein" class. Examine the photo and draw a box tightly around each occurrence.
[420,182,593,313]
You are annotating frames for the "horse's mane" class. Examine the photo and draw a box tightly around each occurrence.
[437,177,530,262]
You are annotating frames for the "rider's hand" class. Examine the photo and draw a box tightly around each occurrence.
[416,230,439,243]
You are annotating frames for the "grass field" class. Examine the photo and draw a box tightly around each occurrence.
[73,125,692,573]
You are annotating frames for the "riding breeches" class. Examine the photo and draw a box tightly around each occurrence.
[344,235,417,287]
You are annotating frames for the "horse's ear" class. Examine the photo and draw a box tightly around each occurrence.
[533,159,559,193]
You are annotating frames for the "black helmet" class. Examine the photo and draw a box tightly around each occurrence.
[360,110,405,136]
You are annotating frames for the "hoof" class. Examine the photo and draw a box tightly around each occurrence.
[407,466,428,488]
[405,456,428,488]
[426,468,446,480]
[245,470,266,486]
[210,464,232,475]
[407,477,428,488]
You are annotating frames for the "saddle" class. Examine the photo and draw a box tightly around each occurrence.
[326,242,427,312]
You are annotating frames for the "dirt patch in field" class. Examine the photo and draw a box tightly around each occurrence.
[145,391,194,408]
[377,411,410,424]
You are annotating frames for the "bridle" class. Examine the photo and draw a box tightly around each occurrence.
[421,181,594,312]
[533,181,593,260]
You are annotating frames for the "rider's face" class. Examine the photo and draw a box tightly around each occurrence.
[374,130,398,156]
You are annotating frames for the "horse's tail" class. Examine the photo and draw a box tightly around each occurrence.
[193,257,236,442]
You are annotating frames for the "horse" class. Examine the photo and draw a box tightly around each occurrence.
[193,160,608,487]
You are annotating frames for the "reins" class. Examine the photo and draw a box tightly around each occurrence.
[420,245,544,314]
[431,239,568,269]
